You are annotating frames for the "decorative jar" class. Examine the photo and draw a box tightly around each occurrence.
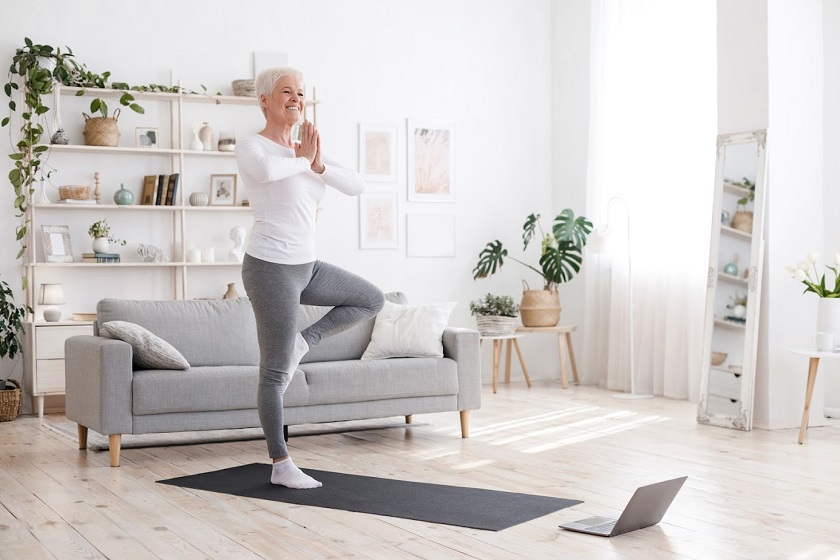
[113,183,134,205]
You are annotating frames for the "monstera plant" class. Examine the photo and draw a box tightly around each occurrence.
[473,209,593,326]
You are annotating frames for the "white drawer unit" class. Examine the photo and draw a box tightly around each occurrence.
[26,321,93,417]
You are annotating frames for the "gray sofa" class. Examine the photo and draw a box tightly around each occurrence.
[65,294,481,467]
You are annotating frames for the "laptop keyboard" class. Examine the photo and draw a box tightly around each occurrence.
[587,520,617,533]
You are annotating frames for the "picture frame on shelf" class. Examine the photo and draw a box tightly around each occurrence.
[358,124,398,183]
[135,127,159,149]
[407,119,455,202]
[406,214,456,257]
[210,174,237,206]
[359,192,398,249]
[40,225,74,263]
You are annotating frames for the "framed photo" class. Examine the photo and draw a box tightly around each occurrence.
[406,214,455,257]
[210,174,237,206]
[359,192,398,249]
[135,127,159,149]
[358,124,398,183]
[40,225,73,263]
[407,119,455,202]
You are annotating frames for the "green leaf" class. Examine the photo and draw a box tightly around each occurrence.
[522,213,540,250]
[33,145,48,153]
[473,240,508,279]
[8,153,24,160]
[90,98,101,113]
[75,90,85,96]
[4,83,10,97]
[9,100,15,111]
[34,105,49,115]
[1,117,9,127]
[552,209,593,249]
[129,103,144,114]
[540,242,583,285]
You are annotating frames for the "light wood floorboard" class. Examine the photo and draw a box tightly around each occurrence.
[2,382,839,560]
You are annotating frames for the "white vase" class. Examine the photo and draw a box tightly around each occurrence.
[92,237,109,253]
[189,130,203,151]
[817,298,840,351]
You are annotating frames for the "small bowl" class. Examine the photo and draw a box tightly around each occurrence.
[710,351,727,366]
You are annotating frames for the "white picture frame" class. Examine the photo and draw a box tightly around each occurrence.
[210,174,237,206]
[358,124,398,183]
[135,127,159,149]
[40,225,73,263]
[407,119,455,202]
[406,214,456,258]
[359,193,399,249]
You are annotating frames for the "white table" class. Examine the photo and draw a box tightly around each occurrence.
[479,334,531,394]
[790,348,839,444]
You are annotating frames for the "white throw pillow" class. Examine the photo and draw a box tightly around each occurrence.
[99,320,190,370]
[361,301,457,360]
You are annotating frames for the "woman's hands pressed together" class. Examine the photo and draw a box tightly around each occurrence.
[295,121,325,174]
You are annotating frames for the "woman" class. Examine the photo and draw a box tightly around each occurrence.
[236,67,384,489]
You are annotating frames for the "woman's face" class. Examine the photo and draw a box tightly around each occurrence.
[262,74,304,126]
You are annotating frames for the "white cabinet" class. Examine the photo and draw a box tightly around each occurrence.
[697,130,768,431]
[26,321,93,416]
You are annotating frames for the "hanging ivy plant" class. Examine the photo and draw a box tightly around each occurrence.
[3,38,213,288]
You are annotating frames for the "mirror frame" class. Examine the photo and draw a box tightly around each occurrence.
[697,129,768,431]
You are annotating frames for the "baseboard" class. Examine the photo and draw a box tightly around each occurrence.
[825,407,840,419]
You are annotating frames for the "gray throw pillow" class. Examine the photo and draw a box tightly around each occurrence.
[99,320,190,370]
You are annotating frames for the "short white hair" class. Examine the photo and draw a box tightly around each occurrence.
[255,67,304,117]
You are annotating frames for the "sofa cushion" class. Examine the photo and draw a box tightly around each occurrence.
[97,298,259,367]
[298,292,407,363]
[99,321,190,370]
[361,301,456,360]
[298,357,458,405]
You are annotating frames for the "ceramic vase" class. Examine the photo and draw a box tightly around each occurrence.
[92,237,109,253]
[189,130,203,151]
[199,122,214,151]
[113,183,134,205]
[189,192,209,206]
[817,298,840,351]
[223,283,239,299]
[50,128,69,145]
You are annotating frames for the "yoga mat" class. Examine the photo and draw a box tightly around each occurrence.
[158,463,582,531]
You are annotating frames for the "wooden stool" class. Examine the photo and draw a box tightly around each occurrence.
[479,334,531,393]
[515,325,579,388]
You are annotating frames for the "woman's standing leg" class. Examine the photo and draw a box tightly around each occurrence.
[241,254,321,488]
[298,260,385,348]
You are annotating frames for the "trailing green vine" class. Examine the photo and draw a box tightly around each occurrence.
[3,38,213,288]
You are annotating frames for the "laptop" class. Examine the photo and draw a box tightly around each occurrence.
[560,476,687,537]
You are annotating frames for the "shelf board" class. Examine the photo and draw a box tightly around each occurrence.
[59,85,318,107]
[27,262,181,268]
[717,272,749,285]
[720,224,752,240]
[723,182,754,197]
[183,205,251,211]
[33,202,182,211]
[43,144,236,157]
[714,317,746,330]
[183,262,243,267]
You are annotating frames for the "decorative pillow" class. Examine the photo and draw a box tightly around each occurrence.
[99,320,190,370]
[361,301,457,360]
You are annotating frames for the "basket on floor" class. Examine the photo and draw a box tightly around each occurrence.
[0,379,21,422]
[475,315,518,336]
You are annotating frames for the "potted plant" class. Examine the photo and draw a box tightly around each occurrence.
[726,291,748,323]
[0,273,31,421]
[473,209,593,327]
[469,293,519,336]
[727,177,755,233]
[88,219,126,253]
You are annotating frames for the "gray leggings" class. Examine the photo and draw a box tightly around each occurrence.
[241,254,384,459]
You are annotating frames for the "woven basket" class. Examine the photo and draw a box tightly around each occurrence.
[730,211,753,233]
[83,109,121,147]
[232,79,256,97]
[0,379,21,422]
[59,185,91,200]
[475,315,517,336]
[520,289,561,327]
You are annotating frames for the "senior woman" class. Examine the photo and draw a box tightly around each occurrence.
[236,67,384,489]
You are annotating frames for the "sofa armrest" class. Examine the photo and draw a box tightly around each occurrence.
[442,327,481,412]
[65,335,134,436]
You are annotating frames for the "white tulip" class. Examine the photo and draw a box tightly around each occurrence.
[834,252,840,267]
[794,269,807,281]
[807,252,819,264]
[785,265,796,273]
[797,260,810,270]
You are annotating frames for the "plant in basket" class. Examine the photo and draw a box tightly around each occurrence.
[0,272,31,421]
[469,294,519,336]
[472,208,593,327]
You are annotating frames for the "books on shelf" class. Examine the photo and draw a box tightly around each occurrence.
[87,252,121,263]
[141,173,179,206]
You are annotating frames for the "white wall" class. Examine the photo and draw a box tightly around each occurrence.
[0,1,573,407]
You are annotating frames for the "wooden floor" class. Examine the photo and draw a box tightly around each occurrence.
[2,382,839,560]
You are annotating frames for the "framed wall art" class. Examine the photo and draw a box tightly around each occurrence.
[359,192,398,249]
[359,124,398,183]
[406,214,456,257]
[210,174,237,206]
[40,225,73,263]
[407,119,455,202]
[135,127,159,149]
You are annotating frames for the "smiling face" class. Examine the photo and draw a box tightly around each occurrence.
[261,74,304,127]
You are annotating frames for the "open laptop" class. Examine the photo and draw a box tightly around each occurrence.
[560,476,687,537]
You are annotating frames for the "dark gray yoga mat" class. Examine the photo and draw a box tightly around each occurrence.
[158,463,582,531]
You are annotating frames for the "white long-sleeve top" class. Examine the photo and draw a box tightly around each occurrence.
[235,133,365,264]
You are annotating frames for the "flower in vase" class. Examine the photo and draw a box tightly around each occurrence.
[787,252,840,297]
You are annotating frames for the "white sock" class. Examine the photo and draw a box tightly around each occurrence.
[287,332,309,382]
[271,458,322,489]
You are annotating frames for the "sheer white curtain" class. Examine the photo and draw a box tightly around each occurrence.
[582,0,716,400]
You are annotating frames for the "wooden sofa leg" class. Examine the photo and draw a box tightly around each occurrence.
[460,411,469,438]
[77,425,88,449]
[109,435,122,467]
[405,415,413,424]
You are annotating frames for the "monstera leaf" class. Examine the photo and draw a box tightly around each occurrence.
[552,209,593,249]
[539,241,583,286]
[473,240,508,279]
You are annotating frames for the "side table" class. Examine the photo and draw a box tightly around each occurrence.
[479,334,531,393]
[790,348,838,444]
[515,325,579,389]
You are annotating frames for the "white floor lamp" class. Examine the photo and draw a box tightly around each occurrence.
[593,197,653,400]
